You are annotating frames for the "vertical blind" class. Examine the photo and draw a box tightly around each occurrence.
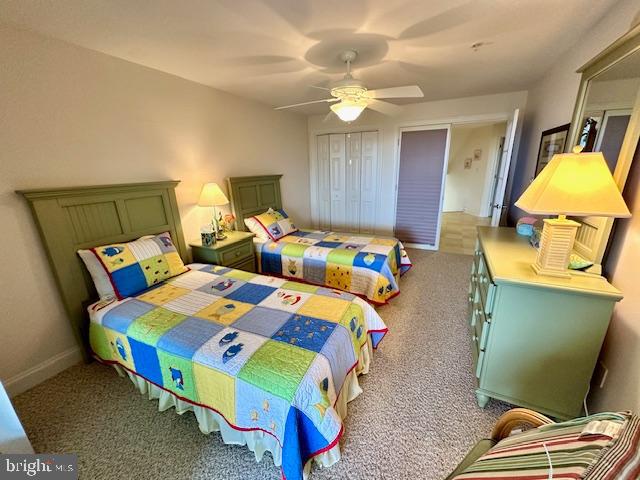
[395,128,448,246]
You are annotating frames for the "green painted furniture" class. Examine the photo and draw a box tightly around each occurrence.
[470,227,623,419]
[17,181,187,360]
[190,230,256,272]
[226,175,283,231]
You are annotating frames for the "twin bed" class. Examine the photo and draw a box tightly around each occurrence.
[228,175,412,305]
[19,177,411,480]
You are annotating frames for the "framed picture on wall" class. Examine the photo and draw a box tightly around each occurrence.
[535,123,571,176]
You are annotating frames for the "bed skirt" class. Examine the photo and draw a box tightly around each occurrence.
[112,340,374,479]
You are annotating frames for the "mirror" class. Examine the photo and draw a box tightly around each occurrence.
[567,25,640,267]
[577,50,640,173]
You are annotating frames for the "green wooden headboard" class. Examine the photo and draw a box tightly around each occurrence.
[226,175,283,231]
[16,181,187,360]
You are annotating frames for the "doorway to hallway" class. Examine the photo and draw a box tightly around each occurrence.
[439,119,510,254]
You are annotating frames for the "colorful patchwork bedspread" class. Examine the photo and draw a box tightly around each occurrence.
[89,264,387,480]
[255,230,412,304]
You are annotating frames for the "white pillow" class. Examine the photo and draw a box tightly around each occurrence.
[77,249,116,300]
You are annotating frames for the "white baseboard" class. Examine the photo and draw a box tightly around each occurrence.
[4,346,83,398]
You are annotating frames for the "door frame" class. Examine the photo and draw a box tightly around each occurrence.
[393,123,451,250]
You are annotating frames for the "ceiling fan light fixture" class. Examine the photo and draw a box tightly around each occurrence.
[330,99,367,122]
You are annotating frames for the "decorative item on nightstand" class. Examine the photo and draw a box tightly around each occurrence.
[198,182,229,241]
[515,146,631,278]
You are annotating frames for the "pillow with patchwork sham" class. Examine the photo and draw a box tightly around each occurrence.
[244,208,297,241]
[78,232,187,299]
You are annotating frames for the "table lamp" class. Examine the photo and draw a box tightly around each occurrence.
[515,146,631,278]
[198,182,229,241]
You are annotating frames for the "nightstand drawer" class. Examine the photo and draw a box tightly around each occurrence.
[220,241,253,265]
[229,256,255,273]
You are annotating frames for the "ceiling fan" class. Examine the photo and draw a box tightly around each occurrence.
[275,50,424,122]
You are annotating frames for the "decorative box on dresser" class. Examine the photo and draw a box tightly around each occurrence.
[469,227,622,420]
[190,231,256,272]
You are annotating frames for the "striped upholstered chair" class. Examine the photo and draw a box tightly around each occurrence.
[447,408,640,480]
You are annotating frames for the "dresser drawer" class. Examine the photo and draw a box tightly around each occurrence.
[220,241,253,265]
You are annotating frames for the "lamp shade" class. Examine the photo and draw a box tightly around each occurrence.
[331,99,367,122]
[515,149,631,217]
[198,182,229,207]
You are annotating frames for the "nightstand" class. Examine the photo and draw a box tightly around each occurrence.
[190,231,256,272]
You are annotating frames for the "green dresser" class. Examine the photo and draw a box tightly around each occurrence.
[470,227,622,419]
[190,231,256,272]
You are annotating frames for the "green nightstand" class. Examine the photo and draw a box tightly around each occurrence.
[190,231,256,272]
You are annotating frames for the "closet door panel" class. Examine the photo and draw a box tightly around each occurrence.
[345,132,361,232]
[329,134,347,230]
[360,131,378,234]
[317,135,331,230]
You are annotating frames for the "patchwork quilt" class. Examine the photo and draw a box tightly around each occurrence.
[255,230,412,304]
[89,264,387,480]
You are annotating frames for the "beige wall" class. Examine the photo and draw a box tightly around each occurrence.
[308,91,528,234]
[0,24,309,394]
[444,123,506,217]
[507,0,640,412]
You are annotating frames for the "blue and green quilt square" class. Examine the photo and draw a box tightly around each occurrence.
[226,283,277,304]
[102,299,155,334]
[271,314,336,353]
[156,316,224,359]
[231,306,291,337]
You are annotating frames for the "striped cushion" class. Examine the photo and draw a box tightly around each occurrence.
[453,412,639,480]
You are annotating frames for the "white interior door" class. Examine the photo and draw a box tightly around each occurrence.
[490,108,519,226]
[345,132,361,231]
[316,135,331,230]
[329,134,347,230]
[360,131,378,234]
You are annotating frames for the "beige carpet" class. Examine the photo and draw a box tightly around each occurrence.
[13,250,509,479]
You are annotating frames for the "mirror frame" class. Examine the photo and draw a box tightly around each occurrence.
[566,23,640,265]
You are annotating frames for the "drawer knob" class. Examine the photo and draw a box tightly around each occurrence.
[235,251,240,257]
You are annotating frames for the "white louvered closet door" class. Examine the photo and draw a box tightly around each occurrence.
[329,134,347,230]
[315,131,378,233]
[359,131,378,234]
[316,135,331,230]
[345,133,361,229]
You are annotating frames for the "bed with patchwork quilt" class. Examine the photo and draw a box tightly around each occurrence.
[89,263,387,480]
[254,229,412,304]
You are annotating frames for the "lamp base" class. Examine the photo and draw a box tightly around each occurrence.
[531,216,581,278]
[215,232,227,241]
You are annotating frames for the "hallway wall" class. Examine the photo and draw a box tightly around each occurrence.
[443,123,506,217]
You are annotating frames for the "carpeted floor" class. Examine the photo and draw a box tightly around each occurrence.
[13,249,509,480]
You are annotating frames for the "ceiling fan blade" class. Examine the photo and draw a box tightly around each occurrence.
[366,99,403,116]
[322,111,334,123]
[274,98,339,110]
[309,85,331,91]
[366,85,424,99]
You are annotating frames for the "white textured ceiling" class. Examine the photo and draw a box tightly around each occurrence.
[0,0,619,113]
